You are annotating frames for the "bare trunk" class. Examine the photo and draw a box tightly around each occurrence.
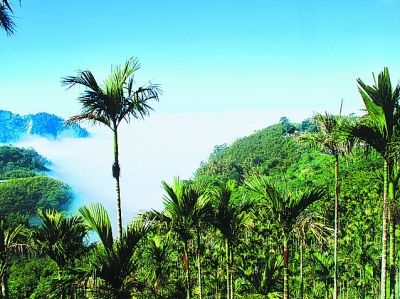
[333,155,340,299]
[389,180,395,299]
[184,241,191,299]
[1,272,9,299]
[225,239,230,299]
[381,160,388,299]
[283,237,289,299]
[113,127,123,239]
[230,246,234,299]
[300,241,304,299]
[196,230,203,299]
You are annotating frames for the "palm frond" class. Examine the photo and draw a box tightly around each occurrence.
[0,3,15,35]
[65,112,112,128]
[349,122,387,156]
[79,203,113,250]
[289,188,326,221]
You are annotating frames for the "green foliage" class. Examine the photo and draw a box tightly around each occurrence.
[0,145,47,179]
[0,176,73,226]
[31,210,88,269]
[8,257,58,299]
[195,123,305,183]
[0,115,390,298]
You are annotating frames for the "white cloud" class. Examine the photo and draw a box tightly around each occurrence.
[12,109,315,230]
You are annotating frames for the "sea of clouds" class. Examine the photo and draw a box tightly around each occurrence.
[11,109,315,229]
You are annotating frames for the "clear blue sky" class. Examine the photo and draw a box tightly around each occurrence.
[1,0,399,117]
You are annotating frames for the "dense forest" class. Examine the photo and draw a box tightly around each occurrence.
[0,146,73,226]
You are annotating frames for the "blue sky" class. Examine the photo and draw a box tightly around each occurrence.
[1,0,400,222]
[1,0,399,117]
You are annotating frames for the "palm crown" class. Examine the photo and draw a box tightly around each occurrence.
[0,0,18,35]
[350,67,400,159]
[62,57,160,130]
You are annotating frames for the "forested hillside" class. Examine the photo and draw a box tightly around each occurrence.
[0,145,48,178]
[0,146,73,226]
[190,118,384,298]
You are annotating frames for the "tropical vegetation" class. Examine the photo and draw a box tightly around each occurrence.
[0,65,399,298]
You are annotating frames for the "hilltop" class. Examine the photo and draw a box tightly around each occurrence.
[0,110,89,142]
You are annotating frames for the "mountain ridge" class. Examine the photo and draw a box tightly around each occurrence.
[0,109,89,142]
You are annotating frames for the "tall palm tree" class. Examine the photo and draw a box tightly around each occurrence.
[62,57,160,238]
[208,180,252,299]
[299,112,355,299]
[151,177,211,299]
[245,176,325,299]
[347,67,400,299]
[0,0,18,35]
[77,203,150,298]
[0,219,26,299]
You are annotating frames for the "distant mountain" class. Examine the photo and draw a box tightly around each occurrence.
[0,110,89,142]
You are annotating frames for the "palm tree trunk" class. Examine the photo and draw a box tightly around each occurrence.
[300,241,304,299]
[1,271,9,299]
[333,155,340,299]
[225,239,230,299]
[389,180,395,299]
[230,246,234,299]
[196,230,203,299]
[381,160,389,299]
[283,237,289,299]
[113,128,123,239]
[183,241,191,299]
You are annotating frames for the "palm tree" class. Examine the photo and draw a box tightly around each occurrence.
[0,219,26,299]
[208,180,252,299]
[245,176,325,299]
[31,209,88,270]
[0,0,18,35]
[143,235,172,298]
[62,57,160,238]
[312,251,334,298]
[76,203,150,298]
[150,177,211,299]
[236,253,283,298]
[347,67,400,299]
[299,112,355,299]
[293,214,332,299]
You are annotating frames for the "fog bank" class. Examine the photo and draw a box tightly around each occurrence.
[12,109,313,227]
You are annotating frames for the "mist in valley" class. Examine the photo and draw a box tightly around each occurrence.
[12,109,312,229]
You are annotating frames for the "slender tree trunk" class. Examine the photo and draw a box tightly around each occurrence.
[389,180,395,299]
[300,241,304,299]
[230,246,234,299]
[381,160,389,299]
[183,241,191,299]
[1,272,9,299]
[225,239,230,299]
[362,264,366,299]
[334,155,340,299]
[112,127,123,239]
[283,237,289,299]
[196,230,203,299]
